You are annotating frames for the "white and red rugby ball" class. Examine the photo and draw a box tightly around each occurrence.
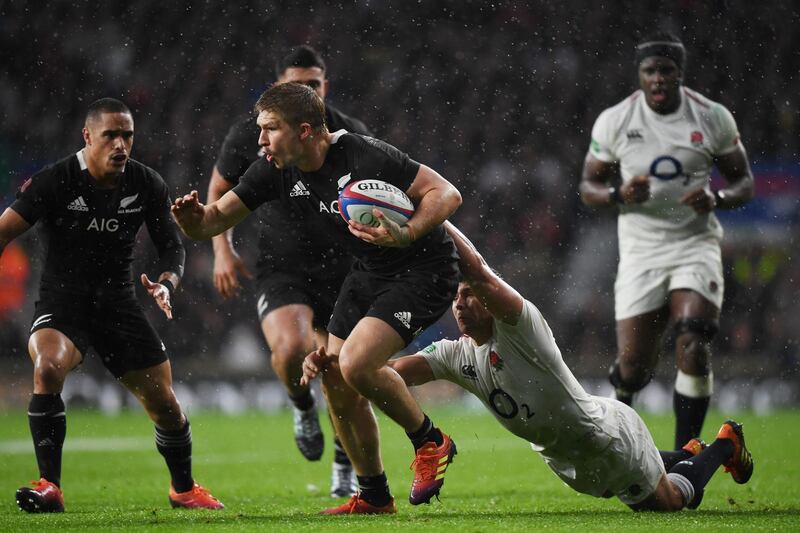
[339,179,415,227]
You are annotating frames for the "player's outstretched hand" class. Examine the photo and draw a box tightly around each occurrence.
[171,190,204,232]
[347,208,414,248]
[300,346,336,386]
[141,274,173,320]
[621,174,650,204]
[213,247,252,300]
[680,188,716,214]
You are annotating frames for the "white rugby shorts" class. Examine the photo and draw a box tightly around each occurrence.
[614,260,724,321]
[537,397,665,506]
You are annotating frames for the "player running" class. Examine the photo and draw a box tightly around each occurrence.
[304,222,755,511]
[579,32,755,448]
[207,45,370,497]
[0,98,222,512]
[172,82,461,514]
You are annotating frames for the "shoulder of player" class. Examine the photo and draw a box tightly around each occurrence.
[682,87,734,124]
[26,153,74,189]
[124,158,170,192]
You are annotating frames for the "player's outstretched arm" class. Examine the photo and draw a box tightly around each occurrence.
[387,356,435,386]
[0,208,31,262]
[445,222,523,325]
[207,167,252,298]
[171,189,251,240]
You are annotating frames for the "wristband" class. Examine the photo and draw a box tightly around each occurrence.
[609,186,623,205]
[713,190,726,209]
[159,279,175,298]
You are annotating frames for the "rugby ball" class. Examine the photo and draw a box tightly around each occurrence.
[339,179,415,227]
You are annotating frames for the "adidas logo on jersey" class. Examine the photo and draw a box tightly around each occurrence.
[289,181,311,197]
[67,196,89,211]
[394,311,412,329]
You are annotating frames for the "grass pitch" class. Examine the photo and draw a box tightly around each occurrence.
[0,407,798,532]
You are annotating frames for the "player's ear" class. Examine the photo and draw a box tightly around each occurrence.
[299,123,314,141]
[82,127,91,146]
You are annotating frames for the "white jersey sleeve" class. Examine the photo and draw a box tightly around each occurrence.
[419,340,461,383]
[589,107,621,163]
[707,103,741,156]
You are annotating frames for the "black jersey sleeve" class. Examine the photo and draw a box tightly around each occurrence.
[356,136,421,192]
[10,166,57,225]
[215,116,259,183]
[144,171,186,278]
[231,157,281,211]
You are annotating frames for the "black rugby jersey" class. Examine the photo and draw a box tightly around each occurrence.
[215,104,372,272]
[232,132,458,276]
[12,151,185,294]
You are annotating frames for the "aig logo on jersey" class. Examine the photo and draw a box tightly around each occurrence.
[87,218,119,232]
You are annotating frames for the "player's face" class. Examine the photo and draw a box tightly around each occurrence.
[452,283,492,335]
[638,56,682,114]
[278,66,328,100]
[257,110,303,168]
[82,112,134,177]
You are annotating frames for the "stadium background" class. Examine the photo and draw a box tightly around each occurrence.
[0,1,797,413]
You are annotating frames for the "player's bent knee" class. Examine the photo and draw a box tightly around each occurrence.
[33,358,71,389]
[609,359,653,395]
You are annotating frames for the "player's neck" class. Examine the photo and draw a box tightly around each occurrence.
[84,155,121,188]
[296,134,331,172]
[466,324,493,346]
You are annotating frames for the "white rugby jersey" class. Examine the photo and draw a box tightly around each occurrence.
[421,300,615,460]
[589,87,742,269]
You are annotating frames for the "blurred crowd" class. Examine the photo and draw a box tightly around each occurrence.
[1,1,797,385]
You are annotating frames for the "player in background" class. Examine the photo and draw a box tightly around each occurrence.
[0,98,222,512]
[579,32,754,448]
[172,82,461,514]
[207,45,370,497]
[304,222,754,511]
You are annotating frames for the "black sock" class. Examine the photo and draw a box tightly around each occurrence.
[406,414,443,450]
[673,392,710,449]
[669,438,734,494]
[357,472,391,507]
[155,419,193,493]
[290,390,314,411]
[28,393,67,487]
[659,449,693,471]
[333,437,351,466]
[615,390,634,406]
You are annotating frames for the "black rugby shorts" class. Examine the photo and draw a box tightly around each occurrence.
[29,289,167,378]
[328,265,459,346]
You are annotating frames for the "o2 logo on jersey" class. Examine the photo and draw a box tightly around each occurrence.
[649,156,690,185]
[87,217,119,232]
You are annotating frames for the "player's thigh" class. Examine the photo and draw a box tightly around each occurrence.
[616,307,669,364]
[89,298,168,379]
[28,328,84,378]
[28,294,90,376]
[260,303,317,357]
[339,317,406,376]
[668,289,720,323]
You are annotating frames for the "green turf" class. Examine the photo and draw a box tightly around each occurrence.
[0,407,797,531]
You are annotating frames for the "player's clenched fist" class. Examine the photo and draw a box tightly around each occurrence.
[621,175,650,204]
